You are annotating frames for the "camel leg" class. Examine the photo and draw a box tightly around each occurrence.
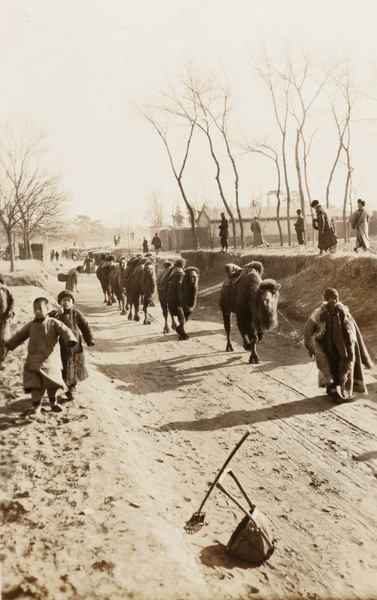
[161,303,170,333]
[171,316,178,330]
[143,298,151,325]
[222,310,233,352]
[128,303,134,320]
[176,308,189,340]
[133,296,140,321]
[248,338,259,364]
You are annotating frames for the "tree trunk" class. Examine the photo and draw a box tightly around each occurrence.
[6,229,16,272]
[177,179,198,250]
[295,129,307,244]
[282,132,292,246]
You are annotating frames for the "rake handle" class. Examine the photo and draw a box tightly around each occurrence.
[196,429,251,514]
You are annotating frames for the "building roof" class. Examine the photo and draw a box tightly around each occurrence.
[197,203,345,223]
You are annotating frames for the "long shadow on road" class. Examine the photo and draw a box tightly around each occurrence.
[157,395,336,432]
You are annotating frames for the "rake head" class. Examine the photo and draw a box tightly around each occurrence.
[184,511,206,534]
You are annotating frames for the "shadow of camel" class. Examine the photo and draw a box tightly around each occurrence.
[157,394,336,432]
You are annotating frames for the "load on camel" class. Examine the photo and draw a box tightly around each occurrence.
[123,254,156,324]
[109,256,128,315]
[220,261,280,364]
[157,258,200,340]
[96,254,117,305]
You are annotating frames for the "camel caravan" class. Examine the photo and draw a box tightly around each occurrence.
[95,252,280,360]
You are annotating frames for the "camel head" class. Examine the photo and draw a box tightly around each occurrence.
[119,257,127,269]
[144,263,156,278]
[257,279,280,330]
[184,267,200,286]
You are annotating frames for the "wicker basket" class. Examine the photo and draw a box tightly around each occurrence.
[57,272,69,282]
[226,512,275,565]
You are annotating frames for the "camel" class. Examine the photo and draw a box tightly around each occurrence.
[157,259,200,340]
[125,257,156,324]
[96,254,116,305]
[110,257,128,315]
[220,261,280,363]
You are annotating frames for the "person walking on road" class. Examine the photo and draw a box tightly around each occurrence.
[250,216,269,247]
[51,290,95,402]
[303,288,373,403]
[350,199,370,252]
[311,200,337,254]
[218,213,229,253]
[5,297,77,415]
[294,209,306,246]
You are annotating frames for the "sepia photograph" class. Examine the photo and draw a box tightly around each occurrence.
[1,1,376,599]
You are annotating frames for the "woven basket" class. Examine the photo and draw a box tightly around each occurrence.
[226,512,275,565]
[57,272,69,282]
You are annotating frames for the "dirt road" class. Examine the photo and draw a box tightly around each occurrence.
[2,266,377,600]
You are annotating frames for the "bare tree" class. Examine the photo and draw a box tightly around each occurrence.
[202,76,245,247]
[240,140,284,245]
[0,176,22,271]
[137,103,199,249]
[284,45,331,238]
[145,188,164,230]
[0,124,67,260]
[253,45,293,244]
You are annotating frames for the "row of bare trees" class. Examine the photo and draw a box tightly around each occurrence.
[0,124,68,271]
[138,41,371,248]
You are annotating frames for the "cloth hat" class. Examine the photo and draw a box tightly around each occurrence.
[311,200,319,207]
[58,290,75,304]
[324,288,339,301]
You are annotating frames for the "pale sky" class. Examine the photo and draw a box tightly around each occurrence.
[1,0,376,227]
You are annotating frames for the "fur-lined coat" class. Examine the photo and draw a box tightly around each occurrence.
[304,302,373,397]
[6,316,77,391]
[50,307,94,388]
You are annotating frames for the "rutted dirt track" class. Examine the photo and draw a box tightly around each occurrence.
[1,263,377,600]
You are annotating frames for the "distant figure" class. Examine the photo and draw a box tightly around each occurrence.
[83,256,92,275]
[113,235,118,246]
[218,212,229,253]
[304,288,373,403]
[55,250,60,262]
[117,234,121,245]
[142,237,149,253]
[311,200,337,255]
[0,273,15,370]
[66,268,79,293]
[50,249,55,262]
[151,233,162,254]
[250,217,269,247]
[350,199,370,252]
[294,209,306,245]
[5,297,77,415]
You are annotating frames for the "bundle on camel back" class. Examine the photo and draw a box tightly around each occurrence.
[123,254,156,324]
[220,261,280,364]
[157,258,200,340]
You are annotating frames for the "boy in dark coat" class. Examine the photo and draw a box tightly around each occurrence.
[0,273,15,370]
[51,290,95,401]
[6,297,77,415]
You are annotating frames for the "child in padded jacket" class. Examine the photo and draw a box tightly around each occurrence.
[6,296,77,416]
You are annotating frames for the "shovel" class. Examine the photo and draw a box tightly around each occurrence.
[184,429,251,534]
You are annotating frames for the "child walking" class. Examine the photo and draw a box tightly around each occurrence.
[52,290,94,401]
[5,297,77,415]
[0,273,15,370]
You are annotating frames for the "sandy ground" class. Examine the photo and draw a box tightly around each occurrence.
[1,258,377,600]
